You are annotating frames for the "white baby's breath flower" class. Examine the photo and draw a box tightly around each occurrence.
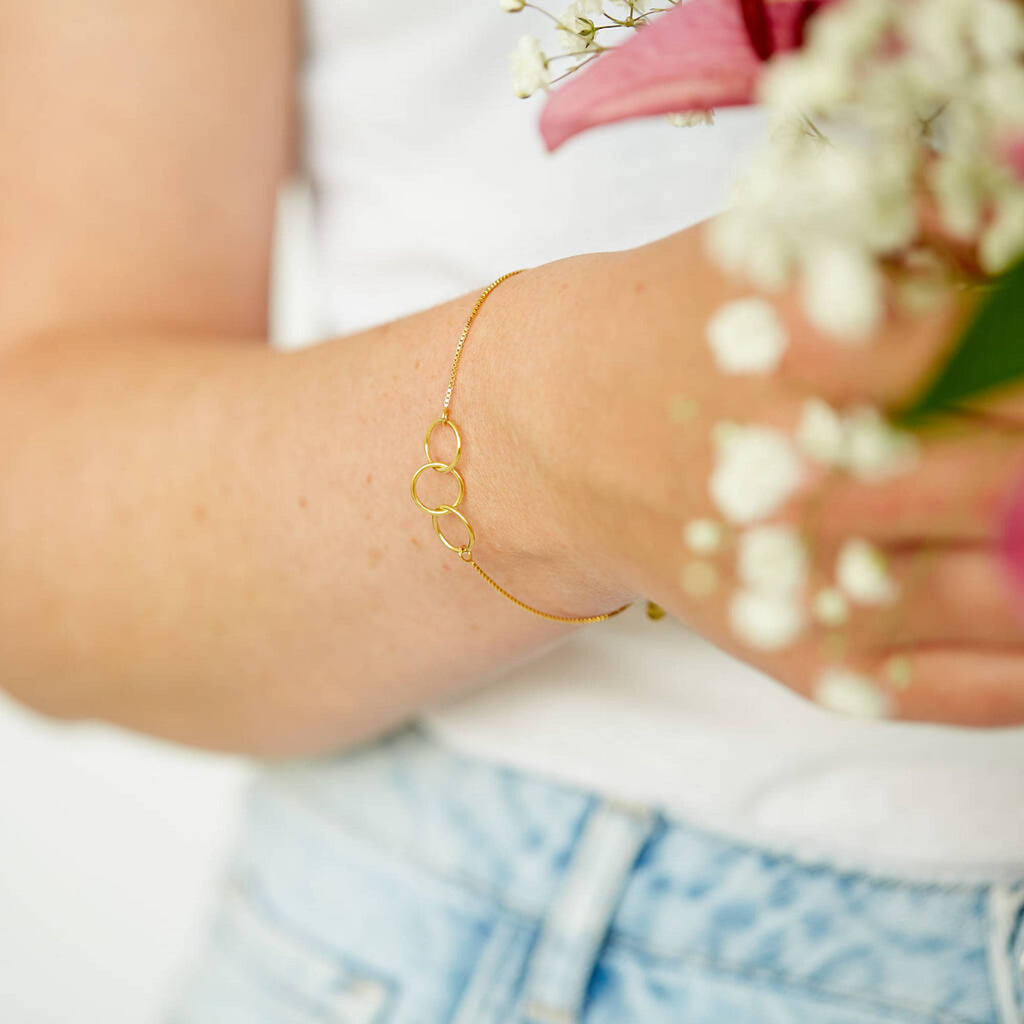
[706,298,789,375]
[705,213,794,293]
[511,35,550,98]
[729,590,805,650]
[500,0,526,11]
[976,65,1024,125]
[812,587,850,627]
[905,0,974,87]
[931,156,986,240]
[758,51,851,113]
[668,111,716,128]
[970,0,1024,64]
[939,94,987,161]
[843,406,918,481]
[979,190,1024,275]
[696,0,1024,367]
[709,425,805,525]
[737,525,808,597]
[801,242,885,342]
[836,538,898,605]
[797,401,916,478]
[858,160,919,253]
[684,518,724,555]
[556,2,597,52]
[815,668,892,718]
[796,398,846,466]
[707,135,914,319]
[767,111,810,147]
[807,0,893,60]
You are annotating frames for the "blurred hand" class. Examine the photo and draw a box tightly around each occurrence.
[512,220,1024,727]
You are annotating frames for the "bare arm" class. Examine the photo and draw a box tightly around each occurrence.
[0,284,629,754]
[0,1,628,753]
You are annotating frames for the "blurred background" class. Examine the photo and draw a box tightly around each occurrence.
[0,691,249,1022]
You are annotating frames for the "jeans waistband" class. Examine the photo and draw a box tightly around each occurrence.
[247,726,1024,1023]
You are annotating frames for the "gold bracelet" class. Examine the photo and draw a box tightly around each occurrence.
[411,270,631,625]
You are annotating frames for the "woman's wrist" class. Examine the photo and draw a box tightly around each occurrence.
[445,257,638,618]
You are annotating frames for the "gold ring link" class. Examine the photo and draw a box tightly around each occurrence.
[424,417,462,472]
[411,462,466,516]
[432,504,475,556]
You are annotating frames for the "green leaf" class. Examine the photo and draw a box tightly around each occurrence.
[898,254,1024,426]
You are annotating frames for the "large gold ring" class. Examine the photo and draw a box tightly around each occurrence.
[411,462,465,516]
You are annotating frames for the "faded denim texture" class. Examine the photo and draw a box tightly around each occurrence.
[170,727,1024,1024]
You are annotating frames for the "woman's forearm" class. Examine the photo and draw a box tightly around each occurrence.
[0,256,632,755]
[0,0,636,756]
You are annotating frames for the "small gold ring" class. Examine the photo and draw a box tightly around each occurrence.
[433,504,475,555]
[424,417,462,472]
[411,462,465,515]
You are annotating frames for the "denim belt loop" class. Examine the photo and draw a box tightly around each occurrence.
[988,879,1024,1024]
[518,797,658,1024]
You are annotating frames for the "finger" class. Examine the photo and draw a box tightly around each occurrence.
[775,648,1024,727]
[811,432,1024,544]
[858,648,1024,727]
[775,284,974,407]
[652,548,1024,727]
[841,546,1024,651]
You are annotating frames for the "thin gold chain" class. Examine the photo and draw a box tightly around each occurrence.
[468,559,628,625]
[412,271,631,625]
[441,270,523,416]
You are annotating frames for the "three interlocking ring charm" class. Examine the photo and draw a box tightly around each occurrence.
[411,415,475,560]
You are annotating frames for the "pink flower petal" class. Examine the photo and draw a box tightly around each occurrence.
[999,475,1024,614]
[540,0,833,152]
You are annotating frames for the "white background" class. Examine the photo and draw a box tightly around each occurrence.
[0,692,251,1023]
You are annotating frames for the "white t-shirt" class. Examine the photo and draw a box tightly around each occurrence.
[293,0,1024,879]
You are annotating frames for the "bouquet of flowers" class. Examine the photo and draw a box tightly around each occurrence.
[504,0,1024,714]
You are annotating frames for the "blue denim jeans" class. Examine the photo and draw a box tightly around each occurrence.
[170,726,1024,1023]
